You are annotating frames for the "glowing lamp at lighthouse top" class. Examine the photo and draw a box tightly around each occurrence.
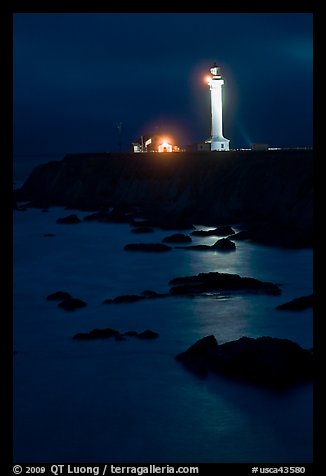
[210,63,221,76]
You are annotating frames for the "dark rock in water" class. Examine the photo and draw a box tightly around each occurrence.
[103,290,169,303]
[276,294,313,311]
[44,233,55,237]
[58,297,87,311]
[162,233,192,243]
[103,294,146,304]
[42,208,49,213]
[83,211,112,222]
[73,327,121,339]
[124,243,172,252]
[137,329,159,339]
[124,330,139,336]
[47,291,72,301]
[169,271,281,296]
[191,225,235,237]
[141,290,158,297]
[141,290,166,298]
[211,238,236,251]
[176,335,313,388]
[130,226,155,233]
[176,335,218,377]
[176,238,235,252]
[56,214,81,224]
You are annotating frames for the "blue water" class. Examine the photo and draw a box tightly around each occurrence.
[13,158,313,464]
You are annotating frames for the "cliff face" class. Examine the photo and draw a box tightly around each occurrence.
[15,149,313,247]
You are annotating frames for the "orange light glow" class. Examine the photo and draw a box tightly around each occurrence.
[158,141,173,153]
[205,75,212,84]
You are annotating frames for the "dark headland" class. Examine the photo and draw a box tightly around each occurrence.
[14,149,313,248]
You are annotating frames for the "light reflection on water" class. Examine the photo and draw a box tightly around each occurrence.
[13,208,313,463]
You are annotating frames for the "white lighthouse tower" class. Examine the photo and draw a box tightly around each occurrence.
[206,62,230,151]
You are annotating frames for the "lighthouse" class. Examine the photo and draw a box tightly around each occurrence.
[206,62,230,151]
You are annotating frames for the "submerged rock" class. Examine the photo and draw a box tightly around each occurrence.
[83,211,112,222]
[169,271,281,296]
[58,297,87,311]
[276,294,313,311]
[74,327,121,339]
[176,335,313,388]
[141,290,168,298]
[176,238,236,252]
[103,290,169,304]
[103,294,146,304]
[137,329,159,339]
[211,238,236,250]
[46,291,72,301]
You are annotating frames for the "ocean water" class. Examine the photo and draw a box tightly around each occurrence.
[13,158,313,464]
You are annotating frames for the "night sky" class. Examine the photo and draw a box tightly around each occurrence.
[13,12,313,155]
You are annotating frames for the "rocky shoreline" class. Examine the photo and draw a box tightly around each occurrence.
[14,149,313,248]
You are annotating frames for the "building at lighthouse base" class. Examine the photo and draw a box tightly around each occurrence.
[204,136,230,151]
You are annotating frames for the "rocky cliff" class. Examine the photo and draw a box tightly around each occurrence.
[14,149,313,247]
